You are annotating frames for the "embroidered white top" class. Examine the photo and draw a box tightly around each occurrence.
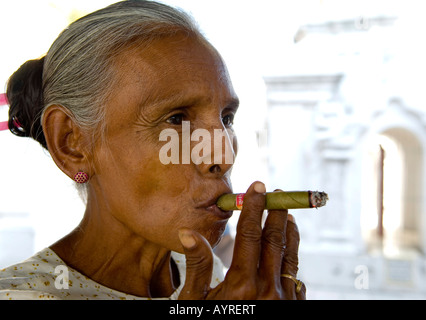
[0,248,224,300]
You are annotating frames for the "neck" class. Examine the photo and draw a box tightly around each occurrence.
[51,197,178,298]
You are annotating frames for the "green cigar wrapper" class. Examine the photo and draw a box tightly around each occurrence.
[216,191,328,211]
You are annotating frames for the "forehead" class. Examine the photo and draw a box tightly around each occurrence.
[110,33,236,115]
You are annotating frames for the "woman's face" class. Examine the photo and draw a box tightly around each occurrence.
[89,33,239,253]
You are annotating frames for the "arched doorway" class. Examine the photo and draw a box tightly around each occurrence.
[361,128,423,253]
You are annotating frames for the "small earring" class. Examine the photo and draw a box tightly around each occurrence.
[74,171,89,184]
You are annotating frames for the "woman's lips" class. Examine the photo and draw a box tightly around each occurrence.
[195,185,233,220]
[203,203,233,220]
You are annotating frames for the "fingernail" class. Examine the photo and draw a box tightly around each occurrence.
[288,214,295,223]
[254,181,266,193]
[178,229,196,249]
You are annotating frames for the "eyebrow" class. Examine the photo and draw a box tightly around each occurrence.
[144,90,193,111]
[141,91,240,119]
[224,97,240,111]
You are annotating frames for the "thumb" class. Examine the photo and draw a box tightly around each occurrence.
[178,228,213,300]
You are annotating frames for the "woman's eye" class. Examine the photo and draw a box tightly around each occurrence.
[222,114,234,127]
[166,113,184,125]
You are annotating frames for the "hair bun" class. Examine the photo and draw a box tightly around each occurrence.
[7,57,47,149]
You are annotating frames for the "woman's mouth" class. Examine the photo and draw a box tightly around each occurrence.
[196,188,234,220]
[204,203,233,220]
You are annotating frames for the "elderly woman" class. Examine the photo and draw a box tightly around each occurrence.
[0,0,305,300]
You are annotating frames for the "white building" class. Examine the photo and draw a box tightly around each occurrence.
[263,7,426,298]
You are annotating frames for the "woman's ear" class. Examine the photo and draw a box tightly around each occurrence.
[42,105,91,181]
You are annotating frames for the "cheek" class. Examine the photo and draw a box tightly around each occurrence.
[136,158,191,199]
[114,155,194,230]
[129,163,226,251]
[92,138,226,250]
[92,138,189,216]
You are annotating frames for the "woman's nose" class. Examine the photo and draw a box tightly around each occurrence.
[194,127,237,177]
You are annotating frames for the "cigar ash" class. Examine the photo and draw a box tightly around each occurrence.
[309,191,329,208]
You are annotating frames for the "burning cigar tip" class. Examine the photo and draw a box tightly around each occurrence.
[216,191,328,211]
[309,191,329,208]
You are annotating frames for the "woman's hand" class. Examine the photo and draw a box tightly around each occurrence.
[178,181,306,300]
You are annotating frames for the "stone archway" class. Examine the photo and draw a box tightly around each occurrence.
[362,125,424,252]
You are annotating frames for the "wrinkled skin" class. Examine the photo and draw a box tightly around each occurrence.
[44,32,305,299]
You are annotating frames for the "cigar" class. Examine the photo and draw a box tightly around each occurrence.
[216,191,328,211]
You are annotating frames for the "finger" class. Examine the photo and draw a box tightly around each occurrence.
[296,282,307,300]
[258,208,287,298]
[228,181,266,277]
[280,215,301,299]
[178,228,213,300]
[260,189,288,280]
[281,214,300,277]
[260,209,287,273]
[258,190,287,279]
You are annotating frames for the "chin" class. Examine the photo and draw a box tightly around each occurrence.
[171,221,227,254]
[200,221,228,249]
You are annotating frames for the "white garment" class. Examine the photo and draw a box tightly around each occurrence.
[0,247,224,300]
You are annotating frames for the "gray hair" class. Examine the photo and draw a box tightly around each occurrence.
[42,0,203,143]
[6,1,206,199]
